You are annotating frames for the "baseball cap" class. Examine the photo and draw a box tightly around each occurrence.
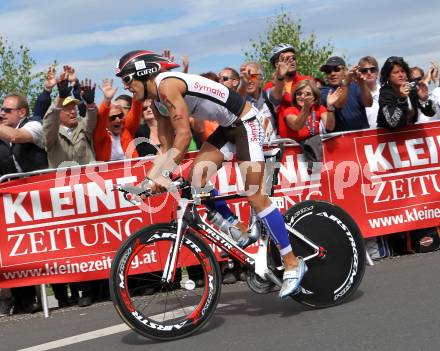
[320,56,346,72]
[62,96,80,107]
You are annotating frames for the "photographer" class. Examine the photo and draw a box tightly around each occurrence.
[377,56,435,129]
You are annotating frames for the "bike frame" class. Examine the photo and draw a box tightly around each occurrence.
[160,191,323,287]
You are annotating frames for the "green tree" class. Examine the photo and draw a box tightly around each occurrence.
[244,11,334,81]
[0,36,44,110]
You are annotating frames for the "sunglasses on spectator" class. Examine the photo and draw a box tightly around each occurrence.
[219,76,235,82]
[109,113,124,121]
[386,56,404,64]
[1,107,20,113]
[121,73,135,85]
[359,67,378,74]
[412,76,423,83]
[143,106,152,111]
[322,66,343,74]
[249,73,262,81]
[295,91,313,97]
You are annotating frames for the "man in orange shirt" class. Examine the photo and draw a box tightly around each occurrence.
[94,79,143,161]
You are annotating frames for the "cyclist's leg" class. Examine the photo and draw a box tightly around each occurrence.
[233,115,307,297]
[188,131,245,230]
[240,161,307,297]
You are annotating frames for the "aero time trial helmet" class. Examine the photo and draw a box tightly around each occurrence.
[269,44,296,67]
[116,50,180,84]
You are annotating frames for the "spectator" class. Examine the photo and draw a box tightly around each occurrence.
[239,62,276,140]
[43,74,98,307]
[280,80,339,140]
[279,80,340,173]
[358,56,380,128]
[377,56,435,128]
[135,99,161,156]
[0,92,48,314]
[43,76,97,168]
[217,66,249,284]
[93,78,142,161]
[114,94,132,117]
[429,62,440,119]
[263,43,312,132]
[320,56,373,132]
[218,67,240,91]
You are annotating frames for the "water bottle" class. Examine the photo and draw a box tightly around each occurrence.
[206,210,243,241]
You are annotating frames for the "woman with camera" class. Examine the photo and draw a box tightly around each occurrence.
[377,56,435,129]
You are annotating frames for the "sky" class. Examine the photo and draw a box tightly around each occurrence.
[1,0,440,94]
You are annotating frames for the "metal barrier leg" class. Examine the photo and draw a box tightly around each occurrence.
[366,249,374,266]
[40,284,50,318]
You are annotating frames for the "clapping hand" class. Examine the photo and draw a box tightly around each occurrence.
[99,78,118,104]
[81,78,96,105]
[44,65,57,92]
[275,53,290,80]
[239,64,251,86]
[417,81,429,101]
[64,65,78,86]
[162,49,175,62]
[327,87,343,107]
[57,71,72,99]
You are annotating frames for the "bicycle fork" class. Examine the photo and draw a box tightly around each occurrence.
[161,199,190,284]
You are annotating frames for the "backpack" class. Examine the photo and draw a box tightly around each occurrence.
[406,227,440,253]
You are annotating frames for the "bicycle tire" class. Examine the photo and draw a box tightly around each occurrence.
[109,223,222,340]
[272,200,366,308]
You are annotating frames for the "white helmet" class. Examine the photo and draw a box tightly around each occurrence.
[269,43,295,67]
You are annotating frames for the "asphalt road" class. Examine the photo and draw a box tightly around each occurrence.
[1,251,440,351]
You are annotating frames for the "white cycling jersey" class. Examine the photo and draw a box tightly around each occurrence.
[153,72,246,127]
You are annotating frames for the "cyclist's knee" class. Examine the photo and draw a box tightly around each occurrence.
[247,194,272,213]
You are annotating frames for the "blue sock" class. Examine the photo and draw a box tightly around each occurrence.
[205,188,236,222]
[258,203,292,255]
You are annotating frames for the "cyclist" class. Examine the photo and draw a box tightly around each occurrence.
[115,50,307,298]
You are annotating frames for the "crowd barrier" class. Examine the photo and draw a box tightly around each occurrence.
[1,122,440,291]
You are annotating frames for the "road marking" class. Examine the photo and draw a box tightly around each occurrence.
[18,324,130,351]
[18,304,229,351]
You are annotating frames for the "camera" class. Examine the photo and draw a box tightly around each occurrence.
[407,81,418,90]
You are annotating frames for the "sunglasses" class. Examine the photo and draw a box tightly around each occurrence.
[219,76,235,82]
[386,56,403,64]
[121,73,135,85]
[109,113,124,121]
[322,66,342,74]
[249,73,262,81]
[359,67,378,74]
[1,107,20,113]
[295,91,313,97]
[143,106,152,111]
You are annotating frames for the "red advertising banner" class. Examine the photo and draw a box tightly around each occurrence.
[1,122,440,288]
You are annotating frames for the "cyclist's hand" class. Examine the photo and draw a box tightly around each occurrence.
[150,181,168,194]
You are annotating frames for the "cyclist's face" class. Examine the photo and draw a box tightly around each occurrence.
[124,79,145,101]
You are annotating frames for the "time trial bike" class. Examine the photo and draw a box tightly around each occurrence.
[109,141,366,341]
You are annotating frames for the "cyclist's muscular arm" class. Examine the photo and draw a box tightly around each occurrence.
[148,79,192,182]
